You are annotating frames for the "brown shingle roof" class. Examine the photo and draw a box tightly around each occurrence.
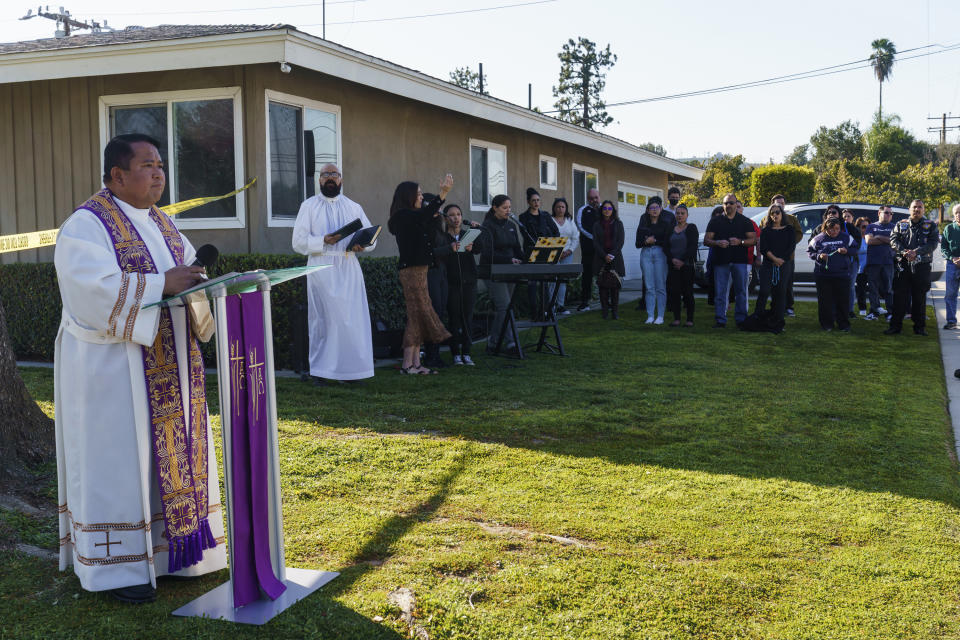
[0,24,291,54]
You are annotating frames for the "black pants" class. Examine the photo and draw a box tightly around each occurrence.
[815,275,850,330]
[446,281,476,356]
[580,244,595,302]
[758,261,791,327]
[855,272,868,311]
[890,262,931,331]
[786,257,796,310]
[599,286,620,315]
[666,264,695,322]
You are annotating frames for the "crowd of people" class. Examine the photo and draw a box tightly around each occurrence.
[293,167,954,380]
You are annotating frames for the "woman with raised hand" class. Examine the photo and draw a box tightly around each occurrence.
[592,200,625,319]
[388,174,454,374]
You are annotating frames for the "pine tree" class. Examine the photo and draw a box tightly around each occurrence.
[552,37,617,130]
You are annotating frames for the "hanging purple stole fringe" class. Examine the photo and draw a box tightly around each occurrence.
[82,189,215,574]
[226,292,287,606]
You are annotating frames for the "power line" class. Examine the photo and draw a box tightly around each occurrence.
[543,42,960,113]
[301,0,557,27]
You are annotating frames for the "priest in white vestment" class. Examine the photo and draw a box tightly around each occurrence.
[292,163,376,382]
[54,134,226,603]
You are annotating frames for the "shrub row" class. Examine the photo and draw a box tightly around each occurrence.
[1,255,587,369]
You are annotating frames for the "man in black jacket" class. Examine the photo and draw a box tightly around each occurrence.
[575,188,601,311]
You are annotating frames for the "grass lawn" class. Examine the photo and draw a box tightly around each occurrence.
[3,300,960,639]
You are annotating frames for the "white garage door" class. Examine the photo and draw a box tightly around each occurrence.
[618,182,663,280]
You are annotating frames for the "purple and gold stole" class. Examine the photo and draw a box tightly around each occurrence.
[82,188,216,573]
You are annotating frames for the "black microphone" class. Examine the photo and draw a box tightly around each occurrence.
[191,244,219,269]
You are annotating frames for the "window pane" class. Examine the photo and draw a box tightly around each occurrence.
[471,146,487,206]
[585,171,598,191]
[540,160,548,186]
[573,169,585,212]
[617,190,624,203]
[269,102,304,219]
[304,107,338,199]
[540,159,556,188]
[487,147,506,201]
[110,104,170,206]
[173,99,236,219]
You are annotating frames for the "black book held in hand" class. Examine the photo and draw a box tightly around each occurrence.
[349,225,382,249]
[330,218,363,239]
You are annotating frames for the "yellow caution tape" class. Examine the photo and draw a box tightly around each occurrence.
[0,229,59,254]
[161,177,256,216]
[0,178,257,254]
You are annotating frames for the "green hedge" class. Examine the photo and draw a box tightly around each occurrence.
[1,254,407,369]
[748,164,816,206]
[1,255,590,368]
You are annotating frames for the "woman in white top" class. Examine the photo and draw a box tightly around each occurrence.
[550,197,579,315]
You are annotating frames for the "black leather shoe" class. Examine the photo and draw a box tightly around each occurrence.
[311,376,332,387]
[712,322,726,329]
[884,327,901,335]
[914,328,929,336]
[110,583,156,604]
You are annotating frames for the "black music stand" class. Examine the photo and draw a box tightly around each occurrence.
[490,255,581,360]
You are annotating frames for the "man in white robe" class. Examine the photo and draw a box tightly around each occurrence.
[55,134,226,603]
[292,163,376,383]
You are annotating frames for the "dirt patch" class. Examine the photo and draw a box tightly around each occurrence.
[475,521,596,549]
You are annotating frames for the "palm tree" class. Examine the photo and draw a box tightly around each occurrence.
[869,38,896,119]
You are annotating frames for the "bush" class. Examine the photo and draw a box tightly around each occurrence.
[1,254,408,370]
[748,164,816,206]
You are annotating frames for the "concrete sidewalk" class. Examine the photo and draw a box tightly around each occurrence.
[928,281,960,460]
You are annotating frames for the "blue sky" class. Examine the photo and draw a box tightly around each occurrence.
[3,0,959,163]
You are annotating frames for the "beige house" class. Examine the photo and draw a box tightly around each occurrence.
[0,24,702,276]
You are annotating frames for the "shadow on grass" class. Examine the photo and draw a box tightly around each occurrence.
[267,305,960,507]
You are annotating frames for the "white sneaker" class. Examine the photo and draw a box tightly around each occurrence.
[877,307,887,316]
[452,355,464,365]
[859,310,867,316]
[654,316,664,325]
[462,355,475,366]
[645,316,655,324]
[864,313,878,321]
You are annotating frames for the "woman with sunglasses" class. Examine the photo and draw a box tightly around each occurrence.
[756,204,795,332]
[591,200,625,319]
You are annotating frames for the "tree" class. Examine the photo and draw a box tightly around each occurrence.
[449,66,487,93]
[863,113,931,172]
[683,154,752,206]
[784,144,809,166]
[638,142,667,157]
[748,165,816,206]
[552,37,617,130]
[0,298,55,493]
[809,120,864,172]
[869,38,896,120]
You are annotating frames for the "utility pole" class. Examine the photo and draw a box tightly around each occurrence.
[528,83,532,110]
[322,0,326,39]
[20,6,114,38]
[927,113,960,145]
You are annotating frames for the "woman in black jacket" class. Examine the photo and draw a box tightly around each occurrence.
[666,204,699,326]
[592,200,625,319]
[440,204,479,365]
[476,194,524,351]
[756,204,796,332]
[388,175,454,374]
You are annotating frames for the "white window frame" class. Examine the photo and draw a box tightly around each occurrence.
[264,89,343,228]
[99,87,246,230]
[539,154,558,191]
[469,138,508,212]
[572,163,599,212]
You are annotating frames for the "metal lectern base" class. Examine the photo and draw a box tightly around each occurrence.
[171,568,339,625]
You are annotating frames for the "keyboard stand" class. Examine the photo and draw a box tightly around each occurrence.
[491,279,567,359]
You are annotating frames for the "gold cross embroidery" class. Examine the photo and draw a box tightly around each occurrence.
[94,531,121,557]
[230,340,246,417]
[247,346,265,418]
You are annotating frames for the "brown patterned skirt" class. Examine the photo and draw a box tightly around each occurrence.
[399,265,452,348]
